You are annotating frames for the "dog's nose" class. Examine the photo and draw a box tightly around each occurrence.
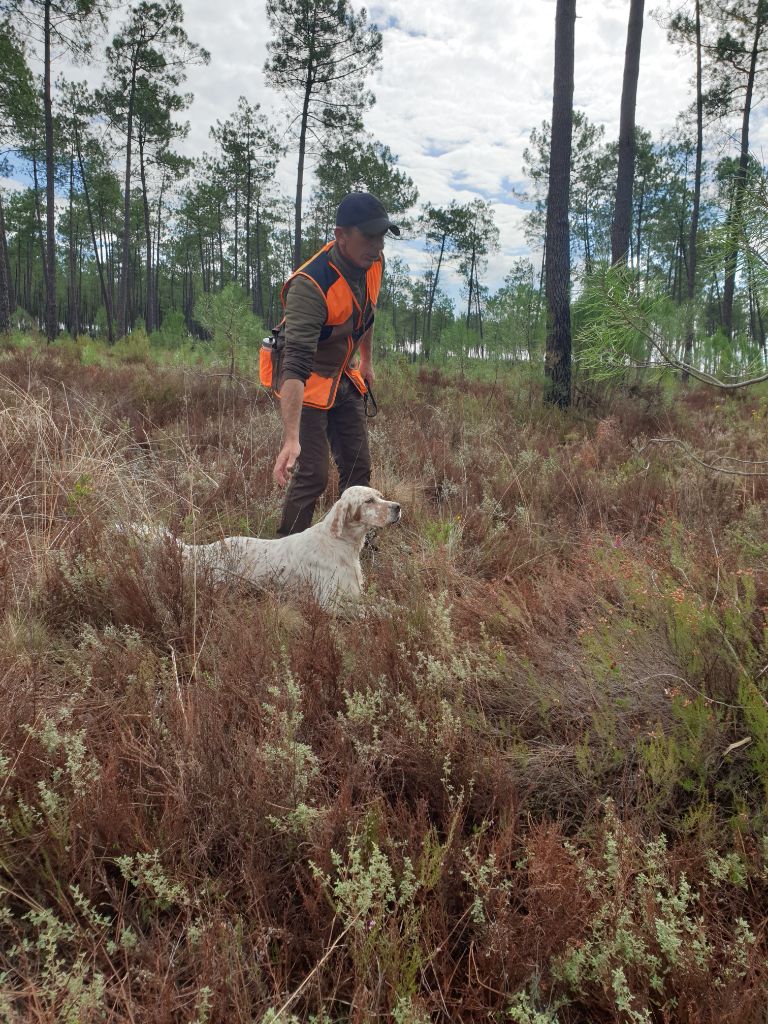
[392,503,401,520]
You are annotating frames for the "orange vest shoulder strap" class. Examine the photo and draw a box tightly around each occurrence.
[280,242,337,309]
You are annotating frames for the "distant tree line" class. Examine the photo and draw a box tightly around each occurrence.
[0,0,767,389]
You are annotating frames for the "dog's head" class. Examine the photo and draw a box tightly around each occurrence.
[326,486,402,539]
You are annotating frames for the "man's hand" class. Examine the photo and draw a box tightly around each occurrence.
[359,326,375,385]
[359,358,375,385]
[274,378,305,487]
[273,439,301,487]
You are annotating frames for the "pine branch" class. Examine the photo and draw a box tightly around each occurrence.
[636,437,768,477]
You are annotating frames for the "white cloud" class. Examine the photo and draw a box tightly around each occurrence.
[8,0,762,298]
[0,177,27,194]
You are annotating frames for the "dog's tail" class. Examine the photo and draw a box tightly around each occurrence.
[112,522,178,544]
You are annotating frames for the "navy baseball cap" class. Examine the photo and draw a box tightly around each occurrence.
[336,192,400,236]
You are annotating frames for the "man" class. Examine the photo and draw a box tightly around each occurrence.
[269,191,399,536]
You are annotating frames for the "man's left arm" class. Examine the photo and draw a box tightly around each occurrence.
[359,253,383,384]
[358,326,375,384]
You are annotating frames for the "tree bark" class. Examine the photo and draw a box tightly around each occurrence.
[545,0,576,407]
[68,155,80,337]
[611,0,645,265]
[77,132,114,343]
[43,0,58,341]
[424,232,446,360]
[118,60,138,337]
[233,180,239,284]
[474,266,484,341]
[253,198,264,316]
[31,149,49,320]
[154,172,165,331]
[0,190,12,333]
[722,3,766,339]
[294,72,314,270]
[217,195,225,286]
[244,137,252,296]
[2,194,14,318]
[684,0,703,380]
[465,243,476,330]
[138,131,154,332]
[635,181,645,276]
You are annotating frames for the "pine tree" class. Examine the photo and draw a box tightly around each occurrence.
[712,0,768,339]
[98,0,208,337]
[611,0,645,265]
[210,97,282,315]
[0,19,36,333]
[264,0,382,269]
[1,0,109,341]
[545,0,576,407]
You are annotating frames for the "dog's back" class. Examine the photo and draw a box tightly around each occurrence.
[180,535,287,586]
[182,524,362,606]
[127,486,399,611]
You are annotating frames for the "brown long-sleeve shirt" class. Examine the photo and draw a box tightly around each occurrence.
[281,243,381,384]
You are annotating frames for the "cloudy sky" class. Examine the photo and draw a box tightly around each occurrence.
[8,0,761,296]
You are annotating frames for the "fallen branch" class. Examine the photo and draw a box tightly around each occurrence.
[636,436,768,477]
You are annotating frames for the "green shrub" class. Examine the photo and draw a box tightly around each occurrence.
[151,309,188,349]
[193,283,266,376]
[113,329,151,363]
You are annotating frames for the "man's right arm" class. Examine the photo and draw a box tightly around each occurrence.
[273,378,304,486]
[272,276,327,487]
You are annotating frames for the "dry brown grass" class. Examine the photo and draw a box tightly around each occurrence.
[0,347,766,1021]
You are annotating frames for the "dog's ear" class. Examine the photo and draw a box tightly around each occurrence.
[326,494,349,538]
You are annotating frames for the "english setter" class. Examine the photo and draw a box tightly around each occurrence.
[179,485,401,610]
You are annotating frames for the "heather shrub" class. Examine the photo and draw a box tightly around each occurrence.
[548,803,762,1020]
[0,347,766,1020]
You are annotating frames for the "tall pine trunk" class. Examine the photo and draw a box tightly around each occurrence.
[424,232,447,361]
[217,197,225,285]
[233,185,239,284]
[118,61,138,337]
[722,5,766,339]
[68,155,80,337]
[683,0,703,380]
[138,132,154,332]
[293,72,314,270]
[611,0,645,265]
[154,175,165,331]
[474,268,484,342]
[0,191,12,333]
[253,199,264,316]
[244,142,252,296]
[545,0,576,408]
[43,0,58,341]
[465,243,476,330]
[77,136,114,343]
[31,149,49,322]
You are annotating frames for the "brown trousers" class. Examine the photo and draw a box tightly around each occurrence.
[276,376,371,536]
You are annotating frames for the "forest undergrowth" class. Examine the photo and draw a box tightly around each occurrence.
[0,336,767,1023]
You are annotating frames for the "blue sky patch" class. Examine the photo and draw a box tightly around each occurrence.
[423,140,458,158]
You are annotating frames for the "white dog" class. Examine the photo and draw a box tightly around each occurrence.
[179,486,401,610]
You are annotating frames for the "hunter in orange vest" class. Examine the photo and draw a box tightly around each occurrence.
[267,192,399,536]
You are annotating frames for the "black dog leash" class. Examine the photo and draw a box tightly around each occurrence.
[363,378,378,419]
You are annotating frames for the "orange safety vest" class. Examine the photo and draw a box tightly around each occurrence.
[260,241,382,410]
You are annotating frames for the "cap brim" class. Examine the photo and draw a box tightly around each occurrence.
[357,216,400,236]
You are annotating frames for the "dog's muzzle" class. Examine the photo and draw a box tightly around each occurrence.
[389,503,402,523]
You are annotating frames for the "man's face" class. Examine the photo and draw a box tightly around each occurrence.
[334,226,386,269]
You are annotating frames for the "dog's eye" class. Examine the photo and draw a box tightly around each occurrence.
[366,497,376,504]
